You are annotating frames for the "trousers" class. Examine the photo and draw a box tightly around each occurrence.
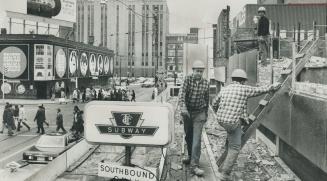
[183,111,206,167]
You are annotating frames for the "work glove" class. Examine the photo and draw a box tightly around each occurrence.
[271,82,281,91]
[181,110,190,119]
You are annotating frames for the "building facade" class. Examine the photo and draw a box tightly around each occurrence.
[165,28,198,75]
[0,1,115,99]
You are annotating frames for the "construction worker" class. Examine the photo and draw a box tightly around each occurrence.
[257,6,270,66]
[212,69,281,180]
[178,60,209,176]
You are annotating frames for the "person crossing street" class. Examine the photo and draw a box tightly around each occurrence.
[34,104,46,134]
[17,105,30,131]
[56,108,66,133]
[178,60,209,177]
[212,69,281,180]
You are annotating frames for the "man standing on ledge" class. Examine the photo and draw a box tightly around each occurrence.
[178,60,209,176]
[257,6,270,66]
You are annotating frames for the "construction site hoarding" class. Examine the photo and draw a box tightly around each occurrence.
[183,43,209,79]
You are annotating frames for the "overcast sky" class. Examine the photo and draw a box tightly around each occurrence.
[167,0,257,33]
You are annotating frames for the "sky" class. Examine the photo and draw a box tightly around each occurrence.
[167,0,257,33]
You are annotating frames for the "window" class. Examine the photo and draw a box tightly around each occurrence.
[168,50,175,56]
[168,44,175,49]
[177,50,183,57]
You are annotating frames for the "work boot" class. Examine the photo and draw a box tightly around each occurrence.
[191,167,204,176]
[182,157,191,165]
[217,170,230,181]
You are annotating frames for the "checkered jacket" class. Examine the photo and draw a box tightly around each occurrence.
[212,81,273,125]
[178,74,209,114]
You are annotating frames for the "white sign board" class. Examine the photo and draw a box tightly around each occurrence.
[84,101,174,146]
[98,162,157,181]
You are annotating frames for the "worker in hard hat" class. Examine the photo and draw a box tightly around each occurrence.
[212,69,280,180]
[257,6,270,66]
[178,60,209,176]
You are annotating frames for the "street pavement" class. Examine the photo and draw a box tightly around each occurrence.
[0,85,154,169]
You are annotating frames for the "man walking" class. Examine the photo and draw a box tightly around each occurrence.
[18,105,30,131]
[56,108,66,133]
[34,104,46,134]
[2,104,14,136]
[212,69,280,180]
[130,90,136,102]
[257,6,270,66]
[178,60,209,176]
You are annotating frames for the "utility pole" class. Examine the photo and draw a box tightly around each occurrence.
[153,6,159,77]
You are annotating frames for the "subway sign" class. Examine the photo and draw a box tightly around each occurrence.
[84,101,174,146]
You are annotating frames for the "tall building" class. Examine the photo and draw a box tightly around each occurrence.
[76,0,169,78]
[166,28,199,74]
[109,0,169,78]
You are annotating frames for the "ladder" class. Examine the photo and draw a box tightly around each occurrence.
[216,38,319,167]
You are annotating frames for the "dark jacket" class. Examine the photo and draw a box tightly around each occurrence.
[34,108,46,123]
[56,112,63,124]
[258,16,270,36]
[13,108,19,117]
[3,108,14,126]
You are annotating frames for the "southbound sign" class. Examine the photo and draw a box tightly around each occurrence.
[95,112,159,139]
[98,162,157,181]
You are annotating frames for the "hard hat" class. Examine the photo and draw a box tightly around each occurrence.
[192,60,205,69]
[258,6,266,12]
[231,69,248,79]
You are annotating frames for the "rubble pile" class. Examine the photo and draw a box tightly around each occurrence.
[257,58,292,86]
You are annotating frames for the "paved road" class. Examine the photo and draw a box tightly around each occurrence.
[0,85,154,168]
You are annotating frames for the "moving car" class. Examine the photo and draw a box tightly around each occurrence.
[22,132,79,163]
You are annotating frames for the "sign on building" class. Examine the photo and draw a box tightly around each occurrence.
[0,46,28,79]
[34,44,54,80]
[84,102,174,146]
[98,162,157,181]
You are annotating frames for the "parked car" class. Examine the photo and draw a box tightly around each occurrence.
[141,80,155,88]
[22,132,79,163]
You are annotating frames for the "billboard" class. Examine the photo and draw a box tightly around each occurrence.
[97,54,104,75]
[2,0,76,23]
[54,46,67,79]
[79,52,89,77]
[34,44,54,80]
[68,49,78,77]
[27,0,76,22]
[0,45,29,79]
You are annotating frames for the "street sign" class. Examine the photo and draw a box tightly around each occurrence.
[84,101,174,146]
[98,162,157,181]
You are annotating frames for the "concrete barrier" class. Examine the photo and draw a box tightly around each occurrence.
[23,139,93,181]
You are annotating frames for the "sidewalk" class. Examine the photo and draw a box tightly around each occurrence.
[0,98,73,105]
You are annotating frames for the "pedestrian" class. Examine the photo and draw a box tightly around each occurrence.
[257,6,270,66]
[82,90,86,102]
[117,89,122,101]
[178,60,210,176]
[72,89,78,103]
[131,90,136,102]
[98,89,103,100]
[75,110,84,136]
[1,103,10,134]
[56,108,66,133]
[70,106,79,132]
[2,104,14,136]
[17,105,30,131]
[211,69,280,180]
[13,105,19,130]
[34,104,46,134]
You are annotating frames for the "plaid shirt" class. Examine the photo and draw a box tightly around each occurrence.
[178,74,209,113]
[212,81,273,125]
